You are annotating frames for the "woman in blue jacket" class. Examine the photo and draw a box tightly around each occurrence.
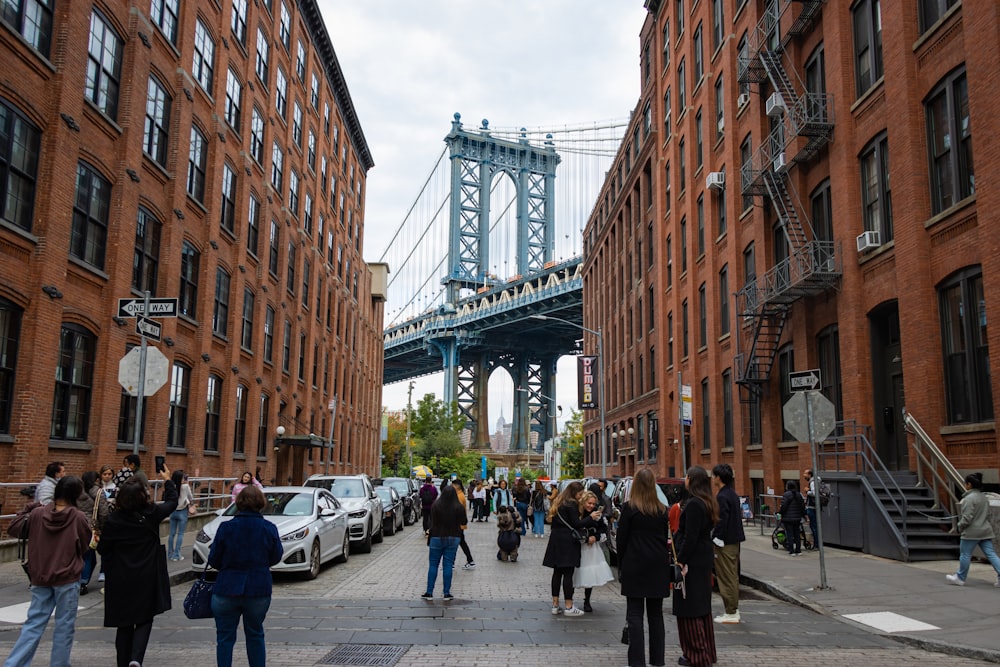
[209,485,283,667]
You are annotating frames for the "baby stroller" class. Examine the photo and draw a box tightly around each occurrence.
[771,517,813,551]
[496,505,521,562]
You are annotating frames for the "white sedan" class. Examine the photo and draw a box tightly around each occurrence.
[191,486,350,579]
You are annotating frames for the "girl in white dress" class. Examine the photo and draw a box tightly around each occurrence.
[574,490,614,612]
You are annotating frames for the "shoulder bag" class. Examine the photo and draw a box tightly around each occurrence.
[88,495,101,550]
[556,511,589,544]
[183,561,216,619]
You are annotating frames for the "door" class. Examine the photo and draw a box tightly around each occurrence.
[869,302,906,470]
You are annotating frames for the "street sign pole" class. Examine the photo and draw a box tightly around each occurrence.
[132,290,151,456]
[806,390,829,590]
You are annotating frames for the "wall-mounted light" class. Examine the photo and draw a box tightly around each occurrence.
[231,365,240,374]
[201,353,211,362]
[41,285,63,299]
[112,316,127,326]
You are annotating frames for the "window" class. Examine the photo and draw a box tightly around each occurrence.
[279,2,291,50]
[665,160,671,213]
[220,163,237,233]
[740,134,753,211]
[811,179,833,244]
[150,0,179,45]
[711,0,724,51]
[288,169,299,216]
[286,242,296,294]
[187,126,207,203]
[233,384,248,454]
[167,362,190,449]
[679,137,686,192]
[297,332,306,381]
[701,379,710,451]
[0,99,42,231]
[204,374,222,451]
[675,0,684,37]
[51,324,95,440]
[179,241,199,318]
[275,68,287,117]
[255,27,269,85]
[662,19,670,64]
[698,283,707,347]
[224,69,242,131]
[853,0,883,97]
[919,0,958,33]
[743,242,756,289]
[2,0,54,56]
[860,133,892,242]
[192,19,215,93]
[271,141,283,190]
[805,44,827,122]
[70,162,110,268]
[310,73,320,110]
[680,216,687,273]
[117,357,146,444]
[693,23,703,83]
[303,192,313,235]
[85,11,123,119]
[663,87,671,133]
[678,58,686,113]
[940,267,992,424]
[719,264,729,336]
[263,305,275,363]
[296,41,306,81]
[282,320,291,373]
[737,33,750,98]
[250,107,264,164]
[778,345,795,440]
[714,76,724,139]
[682,299,689,357]
[143,76,171,167]
[241,287,254,349]
[926,69,973,213]
[0,298,22,433]
[247,193,260,256]
[323,103,331,136]
[292,102,302,147]
[667,312,674,365]
[302,258,310,307]
[696,194,704,255]
[132,207,161,293]
[257,394,270,457]
[307,131,316,170]
[716,172,728,237]
[268,220,279,276]
[213,267,230,337]
[817,326,843,420]
[722,369,733,449]
[231,0,248,45]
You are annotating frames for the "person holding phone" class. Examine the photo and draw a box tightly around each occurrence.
[231,472,264,503]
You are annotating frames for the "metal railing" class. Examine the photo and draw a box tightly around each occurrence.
[903,409,964,529]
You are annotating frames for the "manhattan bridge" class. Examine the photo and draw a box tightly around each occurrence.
[379,113,626,451]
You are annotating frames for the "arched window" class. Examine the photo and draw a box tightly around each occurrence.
[52,324,96,440]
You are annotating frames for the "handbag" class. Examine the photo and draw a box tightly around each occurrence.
[527,505,534,517]
[557,512,589,544]
[183,563,216,619]
[187,503,198,516]
[88,493,101,550]
[620,625,630,645]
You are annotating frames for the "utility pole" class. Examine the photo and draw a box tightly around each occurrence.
[406,380,415,475]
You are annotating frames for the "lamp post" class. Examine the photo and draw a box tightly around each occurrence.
[406,380,415,477]
[530,314,607,477]
[274,425,285,451]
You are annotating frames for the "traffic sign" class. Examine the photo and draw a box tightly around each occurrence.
[782,391,837,443]
[789,369,821,392]
[117,297,178,318]
[681,384,692,425]
[118,346,170,397]
[135,316,161,341]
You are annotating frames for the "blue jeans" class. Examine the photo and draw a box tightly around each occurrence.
[532,508,545,536]
[515,502,529,534]
[81,549,97,585]
[211,594,272,667]
[806,507,818,546]
[425,536,460,596]
[3,581,80,667]
[956,538,1000,581]
[168,507,189,559]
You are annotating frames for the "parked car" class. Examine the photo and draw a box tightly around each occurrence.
[304,474,384,553]
[376,476,421,525]
[191,486,349,579]
[374,486,405,535]
[606,476,683,565]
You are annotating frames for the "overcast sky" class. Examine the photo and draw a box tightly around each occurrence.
[319,1,648,419]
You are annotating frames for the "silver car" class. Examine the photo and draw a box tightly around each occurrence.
[191,486,350,579]
[304,474,384,553]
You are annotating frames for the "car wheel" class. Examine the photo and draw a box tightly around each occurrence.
[355,525,372,554]
[304,540,321,580]
[334,531,349,564]
[372,515,384,544]
[406,505,417,525]
[386,514,396,536]
[398,512,404,532]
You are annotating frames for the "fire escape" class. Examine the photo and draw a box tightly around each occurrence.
[734,0,837,403]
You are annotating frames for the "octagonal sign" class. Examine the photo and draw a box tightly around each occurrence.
[782,391,837,444]
[118,346,169,397]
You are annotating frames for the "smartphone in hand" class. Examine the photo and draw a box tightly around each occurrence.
[155,455,166,473]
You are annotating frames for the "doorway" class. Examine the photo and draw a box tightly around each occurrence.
[869,302,907,470]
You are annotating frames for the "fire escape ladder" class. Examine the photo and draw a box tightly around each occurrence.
[760,51,801,133]
[787,0,826,38]
[735,303,789,402]
[762,168,809,255]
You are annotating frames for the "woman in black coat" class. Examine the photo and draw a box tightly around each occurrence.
[542,480,600,616]
[98,470,177,667]
[779,479,806,555]
[672,466,718,667]
[617,469,672,667]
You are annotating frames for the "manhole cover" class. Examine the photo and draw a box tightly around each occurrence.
[317,644,410,666]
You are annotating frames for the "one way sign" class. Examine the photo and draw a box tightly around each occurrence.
[117,297,178,318]
[789,369,821,392]
[136,316,162,341]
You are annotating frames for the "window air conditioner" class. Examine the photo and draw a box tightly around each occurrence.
[706,171,725,191]
[737,92,750,108]
[856,230,881,252]
[772,152,788,173]
[766,92,786,117]
[717,117,725,134]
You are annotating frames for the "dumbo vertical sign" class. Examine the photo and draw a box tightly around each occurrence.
[578,355,598,409]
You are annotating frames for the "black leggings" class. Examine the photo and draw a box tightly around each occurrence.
[551,566,575,600]
[116,620,153,667]
[459,534,474,563]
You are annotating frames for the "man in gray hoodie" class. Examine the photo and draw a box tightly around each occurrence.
[33,462,65,505]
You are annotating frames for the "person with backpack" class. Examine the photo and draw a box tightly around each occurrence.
[529,480,547,537]
[804,469,829,548]
[778,480,806,556]
[419,476,438,534]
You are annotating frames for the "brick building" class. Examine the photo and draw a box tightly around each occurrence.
[582,1,999,499]
[0,0,386,487]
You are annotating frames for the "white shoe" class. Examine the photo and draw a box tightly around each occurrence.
[551,606,562,615]
[563,606,585,616]
[714,611,741,624]
[98,573,105,582]
[946,573,965,586]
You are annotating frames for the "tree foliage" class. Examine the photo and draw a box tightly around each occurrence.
[560,409,584,478]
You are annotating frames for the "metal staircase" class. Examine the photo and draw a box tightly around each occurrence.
[734,0,838,401]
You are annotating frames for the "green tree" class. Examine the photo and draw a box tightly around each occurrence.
[560,409,584,478]
[411,393,464,440]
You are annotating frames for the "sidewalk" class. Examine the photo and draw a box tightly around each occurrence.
[738,526,1000,663]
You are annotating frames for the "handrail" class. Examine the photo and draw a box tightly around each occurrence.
[902,409,963,528]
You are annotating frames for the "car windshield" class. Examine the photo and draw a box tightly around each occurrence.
[383,480,408,494]
[375,488,393,502]
[225,492,314,517]
[329,479,364,498]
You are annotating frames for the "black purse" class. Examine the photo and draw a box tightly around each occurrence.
[620,625,630,645]
[183,562,216,619]
[557,512,589,544]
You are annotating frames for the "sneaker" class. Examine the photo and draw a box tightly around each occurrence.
[462,562,477,569]
[176,555,184,561]
[945,574,965,586]
[714,611,741,624]
[98,573,105,582]
[551,606,563,615]
[79,584,88,596]
[583,601,593,612]
[421,592,434,599]
[563,606,585,616]
[443,593,454,600]
[996,576,1000,588]
[129,662,141,667]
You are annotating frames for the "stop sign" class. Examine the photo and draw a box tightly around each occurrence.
[118,346,169,397]
[782,391,837,443]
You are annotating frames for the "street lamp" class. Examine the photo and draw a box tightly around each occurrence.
[530,314,607,477]
[274,425,285,452]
